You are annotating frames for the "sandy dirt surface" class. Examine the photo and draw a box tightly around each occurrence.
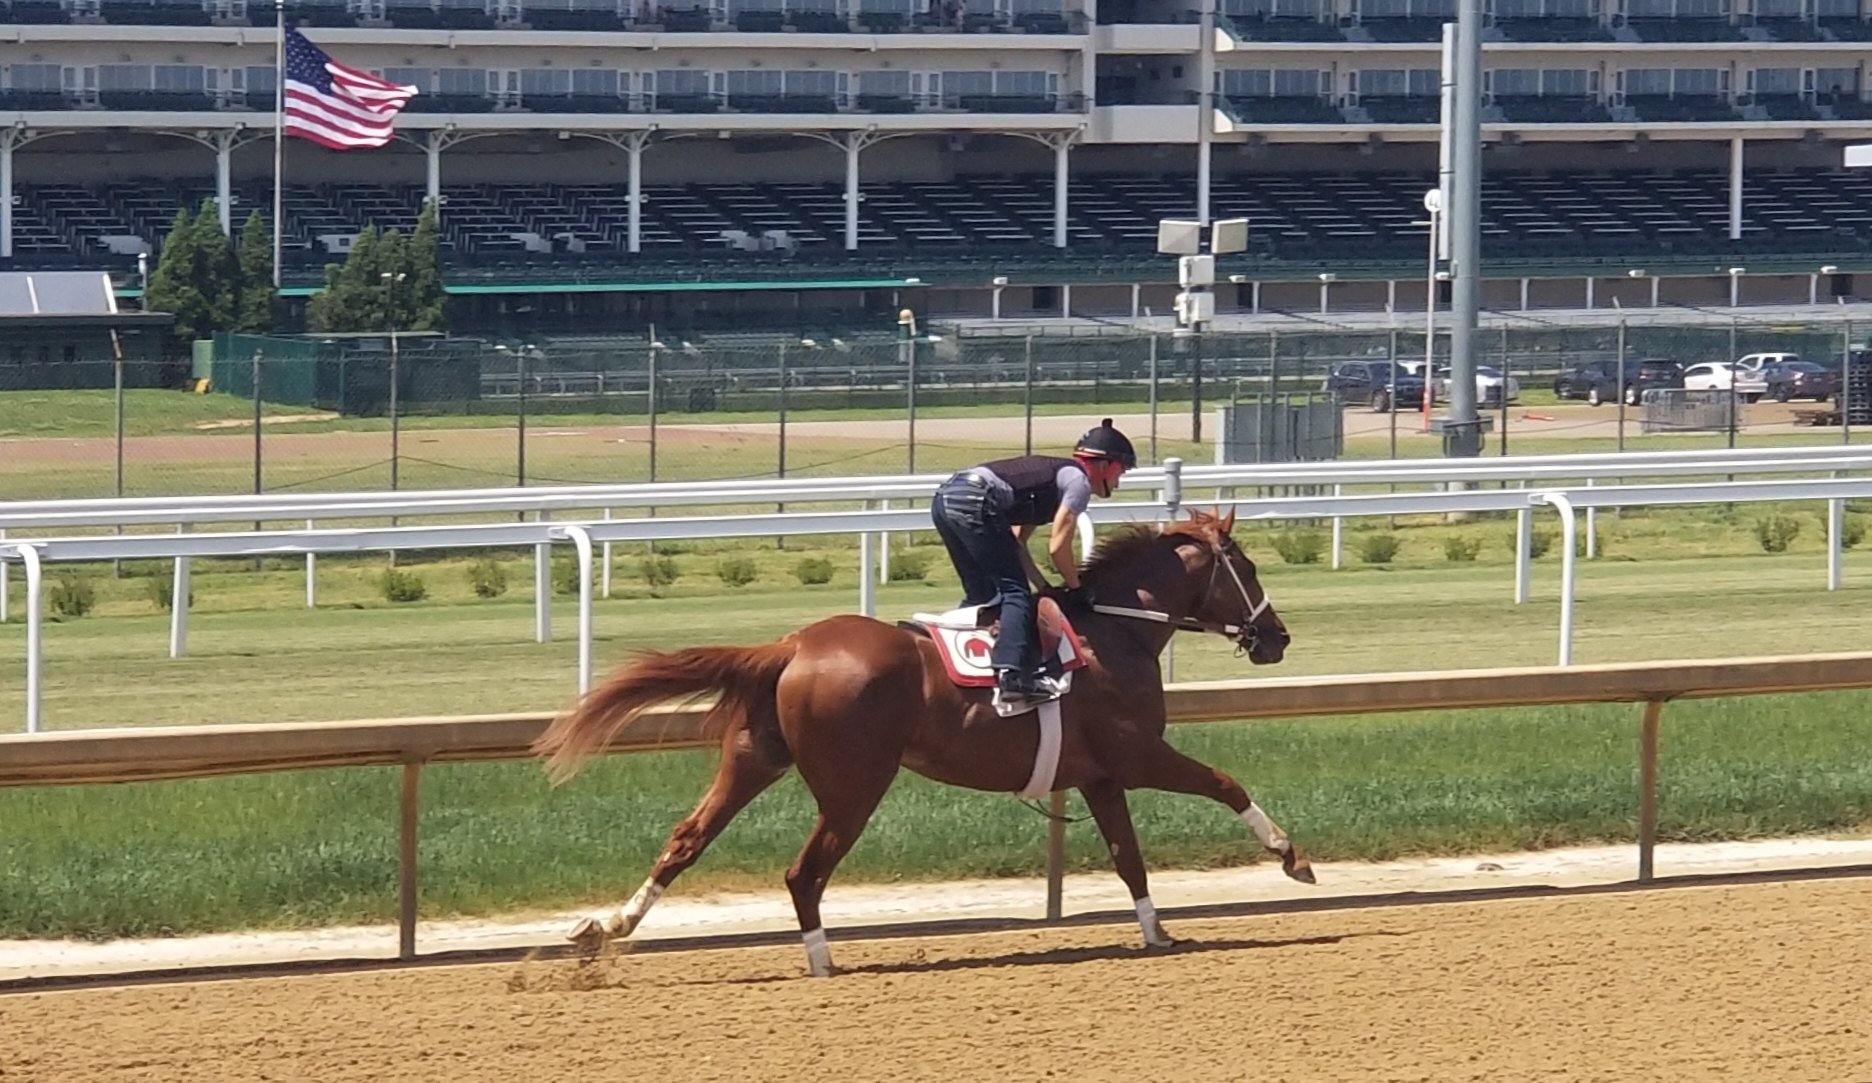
[2,875,1868,1083]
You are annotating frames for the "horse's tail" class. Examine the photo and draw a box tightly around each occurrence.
[534,637,798,783]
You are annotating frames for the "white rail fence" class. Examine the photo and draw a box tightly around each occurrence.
[4,448,1870,732]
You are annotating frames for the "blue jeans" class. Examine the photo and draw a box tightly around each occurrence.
[931,475,1037,674]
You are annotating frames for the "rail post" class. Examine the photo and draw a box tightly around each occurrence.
[1330,483,1343,569]
[858,503,876,617]
[1637,698,1665,881]
[1827,493,1843,592]
[1045,790,1067,922]
[0,528,8,625]
[5,543,44,733]
[170,527,191,660]
[399,759,422,960]
[1162,456,1183,516]
[554,525,595,695]
[1514,507,1531,604]
[304,519,316,608]
[602,509,614,599]
[1532,493,1576,665]
[535,511,552,644]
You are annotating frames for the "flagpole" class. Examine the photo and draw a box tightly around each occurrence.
[272,0,285,288]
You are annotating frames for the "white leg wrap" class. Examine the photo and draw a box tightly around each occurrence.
[616,878,664,936]
[1240,802,1291,854]
[1135,896,1173,948]
[802,927,833,978]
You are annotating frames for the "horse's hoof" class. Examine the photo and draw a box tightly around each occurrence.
[1282,849,1317,885]
[567,916,609,947]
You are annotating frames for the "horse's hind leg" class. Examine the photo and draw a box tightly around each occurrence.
[783,749,899,977]
[1080,778,1174,947]
[1121,740,1316,885]
[571,726,790,946]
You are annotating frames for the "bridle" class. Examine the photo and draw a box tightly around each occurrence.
[1091,536,1275,653]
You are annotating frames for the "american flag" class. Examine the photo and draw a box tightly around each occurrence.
[283,26,419,150]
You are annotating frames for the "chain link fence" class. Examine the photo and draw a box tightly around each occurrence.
[3,314,1866,504]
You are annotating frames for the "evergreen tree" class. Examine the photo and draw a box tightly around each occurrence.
[401,199,447,333]
[306,225,382,332]
[234,210,276,333]
[143,204,211,341]
[189,198,239,334]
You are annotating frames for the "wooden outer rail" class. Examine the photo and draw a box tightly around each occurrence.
[4,653,1870,960]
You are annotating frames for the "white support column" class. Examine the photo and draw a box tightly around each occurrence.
[1584,276,1594,310]
[1131,282,1141,317]
[1514,507,1531,604]
[13,544,44,733]
[304,519,316,608]
[535,510,552,644]
[1651,276,1661,308]
[215,131,235,235]
[1,129,18,259]
[844,134,862,251]
[1519,277,1530,311]
[1196,0,1215,227]
[1729,136,1745,241]
[426,130,445,211]
[1062,282,1073,317]
[1052,135,1071,248]
[626,132,649,254]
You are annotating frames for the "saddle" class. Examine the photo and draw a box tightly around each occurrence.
[901,596,1088,695]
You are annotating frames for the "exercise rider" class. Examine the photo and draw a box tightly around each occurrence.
[930,419,1137,704]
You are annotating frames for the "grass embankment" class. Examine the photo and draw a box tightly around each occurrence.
[2,529,1870,940]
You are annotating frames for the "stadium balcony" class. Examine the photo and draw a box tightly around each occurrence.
[1750,15,1823,41]
[726,92,841,113]
[1624,94,1741,123]
[1622,15,1748,41]
[95,89,220,112]
[0,89,66,110]
[1827,97,1872,119]
[1819,16,1872,39]
[1492,16,1613,41]
[521,92,637,114]
[1358,96,1440,124]
[1358,16,1445,41]
[402,93,500,113]
[1492,95,1614,125]
[1745,93,1822,122]
[0,0,69,22]
[1220,95,1345,124]
[1221,13,1345,40]
[97,0,213,24]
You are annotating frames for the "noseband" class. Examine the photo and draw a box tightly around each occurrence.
[1091,537,1275,653]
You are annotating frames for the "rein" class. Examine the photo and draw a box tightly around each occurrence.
[1089,540,1273,647]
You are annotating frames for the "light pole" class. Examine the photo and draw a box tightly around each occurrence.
[381,271,407,491]
[494,342,538,488]
[897,308,941,472]
[1317,272,1336,315]
[1421,188,1441,435]
[1160,215,1248,448]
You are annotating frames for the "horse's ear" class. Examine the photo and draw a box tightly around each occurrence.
[1221,506,1236,534]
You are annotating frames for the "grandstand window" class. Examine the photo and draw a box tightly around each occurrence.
[1358,0,1454,17]
[1008,0,1064,11]
[521,69,573,95]
[99,66,153,91]
[1815,68,1859,98]
[383,67,435,91]
[153,65,206,92]
[7,64,63,91]
[939,70,993,103]
[1358,68,1437,97]
[1222,0,1326,16]
[571,69,620,95]
[726,70,784,95]
[996,70,1054,95]
[1622,67,1724,97]
[246,64,277,96]
[1753,0,1800,13]
[730,0,783,10]
[438,68,486,95]
[858,70,912,95]
[652,69,711,96]
[1221,69,1324,97]
[1491,0,1593,14]
[1625,0,1725,14]
[787,70,839,96]
[1747,67,1800,95]
[1815,0,1856,14]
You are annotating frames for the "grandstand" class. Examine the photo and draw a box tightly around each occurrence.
[4,0,1872,330]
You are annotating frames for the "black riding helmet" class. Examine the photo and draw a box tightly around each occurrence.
[1073,418,1138,469]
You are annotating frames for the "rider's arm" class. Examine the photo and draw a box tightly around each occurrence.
[1013,524,1049,590]
[1048,505,1081,589]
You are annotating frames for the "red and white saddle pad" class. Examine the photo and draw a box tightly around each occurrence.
[910,603,1089,688]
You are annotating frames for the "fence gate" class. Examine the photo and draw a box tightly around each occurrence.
[1640,389,1738,434]
[1215,395,1344,464]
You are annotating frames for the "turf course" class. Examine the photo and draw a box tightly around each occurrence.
[2,531,1870,940]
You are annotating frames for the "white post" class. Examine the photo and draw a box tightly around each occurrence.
[1651,276,1661,308]
[16,544,43,733]
[602,508,614,598]
[1728,136,1744,241]
[859,523,876,617]
[0,529,8,624]
[879,498,891,584]
[1519,277,1530,311]
[216,133,234,235]
[535,511,552,644]
[1514,506,1530,604]
[1131,282,1141,317]
[304,518,316,607]
[557,526,594,694]
[427,132,443,210]
[0,131,14,259]
[1330,484,1343,569]
[1584,276,1594,310]
[627,137,644,254]
[1828,496,1844,592]
[1053,137,1070,248]
[1062,283,1073,317]
[844,135,861,252]
[1535,494,1577,666]
[1196,0,1214,226]
[1585,478,1597,559]
[169,555,191,659]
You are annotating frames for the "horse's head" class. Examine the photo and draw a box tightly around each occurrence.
[1176,508,1290,665]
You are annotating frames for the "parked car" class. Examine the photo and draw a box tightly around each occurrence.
[1733,352,1802,378]
[1432,365,1520,406]
[1552,359,1684,406]
[1323,361,1426,413]
[1764,360,1837,402]
[1682,361,1772,402]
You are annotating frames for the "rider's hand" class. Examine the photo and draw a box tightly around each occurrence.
[1053,583,1097,610]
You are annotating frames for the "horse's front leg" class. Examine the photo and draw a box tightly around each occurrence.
[1078,778,1174,947]
[1120,739,1315,885]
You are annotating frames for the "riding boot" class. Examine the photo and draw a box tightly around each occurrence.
[995,666,1045,703]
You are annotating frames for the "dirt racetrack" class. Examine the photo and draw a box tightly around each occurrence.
[2,877,1867,1083]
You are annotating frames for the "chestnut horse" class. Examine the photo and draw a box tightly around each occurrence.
[535,508,1313,977]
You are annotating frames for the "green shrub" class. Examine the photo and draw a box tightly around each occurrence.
[143,575,194,612]
[466,559,508,599]
[1526,528,1554,559]
[1443,536,1483,562]
[716,557,758,588]
[640,555,680,593]
[1754,515,1801,554]
[1842,514,1866,550]
[887,549,932,582]
[552,555,584,596]
[1272,530,1326,565]
[1356,534,1401,564]
[795,556,835,585]
[379,568,428,603]
[49,578,96,618]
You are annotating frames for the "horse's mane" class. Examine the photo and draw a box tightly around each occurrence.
[1081,511,1227,584]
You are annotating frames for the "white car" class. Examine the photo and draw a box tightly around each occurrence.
[1682,361,1770,402]
[1733,352,1800,377]
[1428,364,1520,405]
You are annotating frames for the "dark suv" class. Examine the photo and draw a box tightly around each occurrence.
[1323,361,1426,413]
[1553,359,1684,406]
